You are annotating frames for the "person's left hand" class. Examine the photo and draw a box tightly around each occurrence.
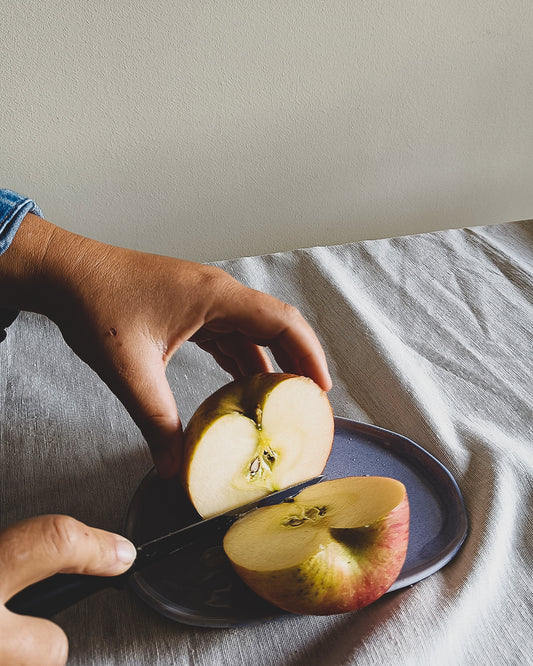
[11,214,331,478]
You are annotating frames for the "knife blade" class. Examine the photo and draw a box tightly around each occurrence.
[133,474,324,571]
[6,475,324,618]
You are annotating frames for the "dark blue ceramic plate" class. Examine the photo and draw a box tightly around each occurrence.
[124,418,468,627]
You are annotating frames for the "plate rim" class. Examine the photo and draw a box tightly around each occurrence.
[124,417,469,624]
[331,417,469,590]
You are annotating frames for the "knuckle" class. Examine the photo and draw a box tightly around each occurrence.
[280,301,302,323]
[199,264,231,289]
[185,263,234,304]
[42,515,82,557]
[202,267,242,308]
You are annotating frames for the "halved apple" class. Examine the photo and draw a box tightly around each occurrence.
[223,476,409,615]
[181,373,334,518]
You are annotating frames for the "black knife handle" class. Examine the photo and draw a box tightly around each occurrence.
[5,478,324,619]
[5,572,129,619]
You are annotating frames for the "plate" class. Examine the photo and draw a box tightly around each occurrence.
[123,418,468,627]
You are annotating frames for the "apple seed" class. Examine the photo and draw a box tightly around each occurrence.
[249,457,261,476]
[246,443,278,482]
[263,450,276,463]
[285,517,305,527]
[282,504,328,527]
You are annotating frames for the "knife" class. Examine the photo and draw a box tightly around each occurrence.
[6,475,323,619]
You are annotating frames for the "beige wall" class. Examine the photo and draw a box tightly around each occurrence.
[2,2,532,262]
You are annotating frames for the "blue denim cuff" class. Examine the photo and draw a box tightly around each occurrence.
[0,189,43,256]
[0,189,44,341]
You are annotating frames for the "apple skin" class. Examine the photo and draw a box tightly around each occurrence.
[181,373,334,518]
[223,477,409,615]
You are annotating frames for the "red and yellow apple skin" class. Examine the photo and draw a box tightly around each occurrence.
[181,373,334,518]
[223,476,409,615]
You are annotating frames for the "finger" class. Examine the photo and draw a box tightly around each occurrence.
[195,339,242,377]
[98,341,183,478]
[0,515,136,604]
[264,338,302,375]
[216,334,274,375]
[197,334,274,377]
[270,328,332,390]
[209,288,332,390]
[266,313,332,390]
[0,608,69,666]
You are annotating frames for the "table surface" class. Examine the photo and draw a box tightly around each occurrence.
[1,220,532,665]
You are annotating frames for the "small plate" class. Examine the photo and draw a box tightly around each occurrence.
[123,418,468,627]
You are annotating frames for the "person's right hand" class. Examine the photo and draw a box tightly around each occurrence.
[0,515,137,666]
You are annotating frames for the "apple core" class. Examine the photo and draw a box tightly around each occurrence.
[181,373,334,518]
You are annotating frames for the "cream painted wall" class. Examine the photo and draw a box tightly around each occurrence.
[1,1,532,262]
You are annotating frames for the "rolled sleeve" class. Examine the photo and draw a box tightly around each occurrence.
[0,189,43,255]
[0,189,44,340]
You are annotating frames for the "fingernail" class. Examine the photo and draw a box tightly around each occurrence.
[115,538,137,565]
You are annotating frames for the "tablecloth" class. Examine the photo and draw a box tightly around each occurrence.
[1,220,532,665]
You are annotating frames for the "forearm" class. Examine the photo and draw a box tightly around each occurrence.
[0,190,46,336]
[0,213,80,317]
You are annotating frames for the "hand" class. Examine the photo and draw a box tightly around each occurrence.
[0,214,332,478]
[0,515,136,666]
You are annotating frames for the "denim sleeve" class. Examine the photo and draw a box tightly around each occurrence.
[0,189,44,342]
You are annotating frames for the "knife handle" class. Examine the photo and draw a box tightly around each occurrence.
[5,572,128,619]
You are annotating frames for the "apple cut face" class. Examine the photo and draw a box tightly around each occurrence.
[181,373,334,518]
[223,476,409,615]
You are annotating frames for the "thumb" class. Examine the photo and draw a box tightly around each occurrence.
[101,344,183,479]
[0,515,136,603]
[0,515,137,666]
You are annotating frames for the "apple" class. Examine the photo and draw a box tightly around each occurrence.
[223,476,409,615]
[181,373,334,518]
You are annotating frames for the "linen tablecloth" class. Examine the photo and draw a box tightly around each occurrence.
[1,221,532,665]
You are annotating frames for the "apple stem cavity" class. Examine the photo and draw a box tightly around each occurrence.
[255,404,263,429]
